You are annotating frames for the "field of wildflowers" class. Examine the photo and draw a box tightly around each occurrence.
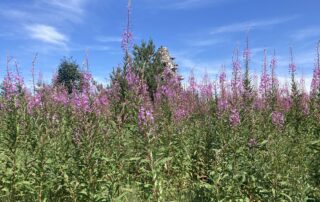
[0,40,320,201]
[0,2,320,201]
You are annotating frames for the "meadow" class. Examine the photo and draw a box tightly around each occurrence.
[0,38,320,202]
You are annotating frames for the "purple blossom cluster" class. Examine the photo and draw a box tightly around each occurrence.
[155,67,195,120]
[217,70,228,113]
[72,93,90,112]
[272,111,285,128]
[229,108,240,127]
[199,73,213,101]
[174,107,188,121]
[121,31,133,53]
[81,71,93,93]
[248,138,257,148]
[1,43,320,135]
[27,92,42,113]
[138,106,154,126]
[52,89,69,106]
[289,63,297,74]
[243,48,251,61]
[2,71,24,99]
[187,72,197,93]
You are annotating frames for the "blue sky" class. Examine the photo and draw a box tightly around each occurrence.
[0,0,320,88]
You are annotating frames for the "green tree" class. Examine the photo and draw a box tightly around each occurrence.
[109,39,178,102]
[133,40,169,101]
[56,57,82,94]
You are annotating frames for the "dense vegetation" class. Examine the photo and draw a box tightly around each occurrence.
[0,37,319,201]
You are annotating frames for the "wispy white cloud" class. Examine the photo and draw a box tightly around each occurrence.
[186,38,226,47]
[211,16,297,34]
[36,0,90,23]
[71,45,112,52]
[86,45,111,51]
[142,0,232,10]
[0,0,89,24]
[0,32,12,38]
[0,0,92,50]
[292,27,320,41]
[40,0,87,14]
[95,36,122,43]
[171,0,225,9]
[0,9,30,19]
[26,24,68,46]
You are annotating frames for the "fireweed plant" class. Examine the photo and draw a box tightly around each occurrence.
[0,2,319,200]
[0,42,319,201]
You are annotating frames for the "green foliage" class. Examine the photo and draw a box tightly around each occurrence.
[109,40,176,103]
[0,49,319,201]
[132,40,164,101]
[56,57,83,94]
[0,92,319,201]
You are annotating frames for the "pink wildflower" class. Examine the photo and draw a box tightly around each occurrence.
[272,111,285,128]
[229,108,240,127]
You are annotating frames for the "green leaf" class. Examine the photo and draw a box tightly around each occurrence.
[155,157,173,167]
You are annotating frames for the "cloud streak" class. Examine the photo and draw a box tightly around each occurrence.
[95,36,122,43]
[0,0,92,50]
[40,0,87,14]
[292,27,320,41]
[211,16,297,34]
[26,24,68,46]
[0,0,89,24]
[186,38,226,47]
[142,0,232,10]
[171,0,223,9]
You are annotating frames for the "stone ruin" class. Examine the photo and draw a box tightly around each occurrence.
[157,46,183,81]
[157,46,178,72]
